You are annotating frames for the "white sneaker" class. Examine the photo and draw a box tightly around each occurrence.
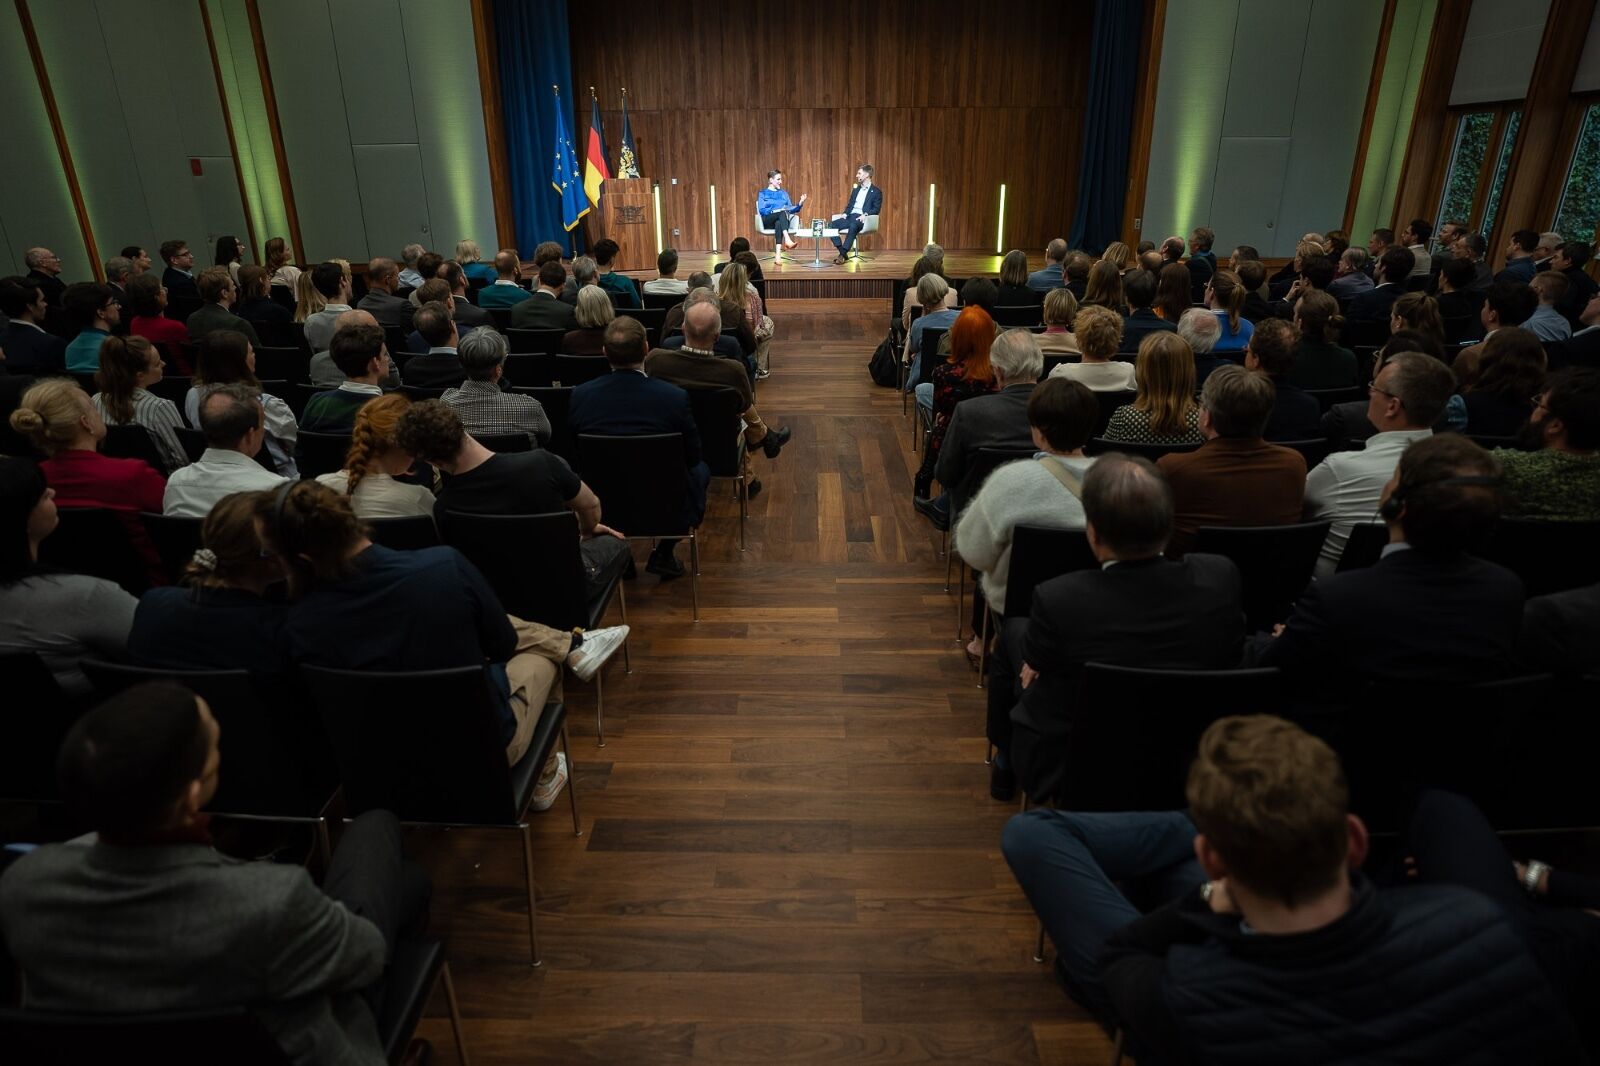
[530,752,568,812]
[567,625,629,682]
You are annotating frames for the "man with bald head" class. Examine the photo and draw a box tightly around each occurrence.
[477,250,532,309]
[309,307,400,388]
[23,247,65,307]
[356,257,408,327]
[645,299,791,494]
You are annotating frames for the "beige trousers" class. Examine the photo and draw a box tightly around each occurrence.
[502,616,568,768]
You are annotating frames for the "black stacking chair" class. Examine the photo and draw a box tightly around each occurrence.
[138,512,203,584]
[251,346,308,384]
[294,431,352,480]
[685,386,751,550]
[1086,438,1200,462]
[1481,519,1600,596]
[511,385,573,458]
[0,652,76,803]
[992,305,1043,328]
[501,352,555,387]
[1092,390,1135,438]
[1192,521,1332,631]
[1273,438,1334,468]
[38,508,149,595]
[102,423,170,475]
[553,354,609,387]
[643,291,686,311]
[1335,521,1390,572]
[507,328,565,356]
[366,515,440,551]
[1304,386,1365,412]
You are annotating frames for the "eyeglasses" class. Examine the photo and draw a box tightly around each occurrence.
[1530,393,1550,413]
[1367,380,1402,403]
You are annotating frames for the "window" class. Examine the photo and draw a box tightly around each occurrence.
[1435,105,1522,238]
[1555,100,1600,245]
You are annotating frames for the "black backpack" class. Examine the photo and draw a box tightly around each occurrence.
[867,328,900,388]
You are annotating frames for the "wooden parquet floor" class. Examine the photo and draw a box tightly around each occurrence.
[411,301,1114,1064]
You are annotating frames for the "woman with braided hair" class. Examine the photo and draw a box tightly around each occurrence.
[315,393,435,520]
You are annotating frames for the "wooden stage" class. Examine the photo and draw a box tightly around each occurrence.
[621,250,1029,302]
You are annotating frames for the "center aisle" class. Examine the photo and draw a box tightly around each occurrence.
[415,299,1113,1063]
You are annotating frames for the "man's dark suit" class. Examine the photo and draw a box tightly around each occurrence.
[1346,282,1402,322]
[1517,581,1600,677]
[1262,377,1323,442]
[511,290,577,330]
[1119,308,1177,353]
[162,266,198,301]
[453,294,492,329]
[1241,291,1277,324]
[401,350,467,388]
[994,554,1244,801]
[357,290,409,329]
[1558,267,1598,329]
[569,369,710,526]
[935,382,1035,495]
[1254,548,1524,689]
[1,322,66,374]
[1187,251,1216,302]
[26,269,65,307]
[829,184,884,256]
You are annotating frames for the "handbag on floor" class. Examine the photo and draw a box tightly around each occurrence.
[868,328,900,388]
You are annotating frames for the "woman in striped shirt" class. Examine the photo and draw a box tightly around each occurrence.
[93,334,187,472]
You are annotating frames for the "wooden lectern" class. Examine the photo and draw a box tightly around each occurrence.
[592,177,656,270]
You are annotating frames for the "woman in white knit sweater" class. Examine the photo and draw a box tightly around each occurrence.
[954,377,1099,654]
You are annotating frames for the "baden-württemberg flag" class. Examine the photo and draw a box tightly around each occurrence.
[551,93,588,232]
[618,90,640,179]
[584,93,611,208]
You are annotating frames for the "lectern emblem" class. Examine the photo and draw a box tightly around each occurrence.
[618,206,646,224]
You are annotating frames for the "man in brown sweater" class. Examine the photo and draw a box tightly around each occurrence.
[645,299,791,493]
[1157,364,1306,556]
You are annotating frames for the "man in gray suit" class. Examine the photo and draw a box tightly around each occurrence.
[0,682,429,1066]
[357,256,410,328]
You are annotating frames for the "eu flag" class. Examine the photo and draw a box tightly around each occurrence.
[551,96,588,232]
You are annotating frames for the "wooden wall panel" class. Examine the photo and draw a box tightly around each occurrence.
[569,0,1093,252]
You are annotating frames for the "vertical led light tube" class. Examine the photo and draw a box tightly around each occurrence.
[653,182,664,254]
[996,184,1008,253]
[709,184,718,252]
[926,183,937,246]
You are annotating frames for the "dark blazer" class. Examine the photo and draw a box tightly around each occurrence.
[568,369,709,525]
[1010,554,1244,800]
[1346,282,1402,322]
[356,289,409,329]
[453,294,493,329]
[837,184,883,218]
[1558,266,1599,328]
[1321,399,1377,446]
[996,282,1038,307]
[1157,437,1306,556]
[162,266,198,301]
[1,322,66,374]
[935,381,1036,493]
[1495,257,1537,285]
[401,350,467,388]
[1517,581,1600,677]
[27,269,65,307]
[1262,377,1324,442]
[510,290,577,331]
[1241,291,1277,324]
[1120,308,1177,352]
[1437,289,1484,341]
[185,303,261,349]
[1187,251,1216,301]
[236,296,292,325]
[1255,548,1524,688]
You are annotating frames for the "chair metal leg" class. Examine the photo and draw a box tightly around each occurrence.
[521,823,541,967]
[1110,1028,1125,1066]
[441,961,472,1066]
[956,560,966,642]
[594,667,605,748]
[984,741,994,765]
[977,605,990,690]
[738,475,747,552]
[689,532,700,621]
[562,721,582,836]
[943,537,953,588]
[617,581,631,674]
[1033,920,1047,963]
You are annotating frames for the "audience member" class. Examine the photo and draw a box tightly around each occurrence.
[563,286,615,356]
[568,317,708,579]
[1063,251,1091,299]
[1497,228,1539,284]
[592,239,640,308]
[164,385,289,516]
[235,264,291,326]
[914,306,999,504]
[302,262,355,352]
[644,248,689,296]
[122,274,189,361]
[0,456,138,697]
[442,328,551,447]
[1454,280,1538,384]
[1552,241,1599,328]
[301,323,387,434]
[1081,260,1127,316]
[1035,289,1081,356]
[1234,260,1275,322]
[560,255,599,307]
[903,273,959,389]
[1327,247,1374,300]
[1401,217,1433,277]
[159,239,199,301]
[901,257,958,333]
[1186,226,1217,296]
[213,235,244,285]
[720,262,771,377]
[0,276,66,373]
[1347,246,1413,321]
[1495,368,1600,520]
[1242,318,1321,441]
[61,283,121,373]
[1157,364,1306,555]
[312,393,434,520]
[1461,327,1544,437]
[397,243,427,290]
[310,308,400,390]
[1027,239,1068,291]
[120,245,153,276]
[264,236,301,291]
[92,334,186,472]
[1436,256,1485,338]
[457,238,496,283]
[1103,241,1137,273]
[0,680,434,1063]
[1289,290,1356,388]
[104,256,133,317]
[185,267,261,349]
[356,257,410,326]
[129,492,292,676]
[1104,333,1203,445]
[510,258,577,330]
[661,285,748,362]
[1050,305,1134,391]
[476,250,530,309]
[401,301,466,388]
[1178,307,1228,387]
[995,250,1034,306]
[1120,270,1177,352]
[1526,272,1573,342]
[989,454,1242,801]
[1203,270,1254,354]
[1304,349,1454,576]
[23,247,66,306]
[1519,579,1600,677]
[187,330,299,476]
[1454,231,1494,290]
[402,279,468,355]
[1389,291,1445,348]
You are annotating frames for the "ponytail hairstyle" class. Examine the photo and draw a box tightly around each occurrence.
[264,237,291,272]
[294,269,326,323]
[1295,290,1344,344]
[1208,270,1246,333]
[183,490,279,590]
[1391,291,1445,346]
[342,393,412,495]
[252,480,368,600]
[95,334,158,424]
[1084,260,1127,314]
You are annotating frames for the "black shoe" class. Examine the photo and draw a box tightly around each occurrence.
[990,760,1016,802]
[747,478,762,498]
[761,425,792,459]
[646,551,685,580]
[913,495,949,531]
[833,255,847,265]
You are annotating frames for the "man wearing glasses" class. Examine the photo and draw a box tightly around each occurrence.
[23,248,65,307]
[1302,351,1456,578]
[159,239,199,301]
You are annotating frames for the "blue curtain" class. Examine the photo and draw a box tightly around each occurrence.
[493,0,581,255]
[1068,0,1146,253]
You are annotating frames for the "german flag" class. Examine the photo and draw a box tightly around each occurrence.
[584,93,610,209]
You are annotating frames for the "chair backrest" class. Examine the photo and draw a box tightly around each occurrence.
[102,423,169,474]
[890,278,911,322]
[383,326,414,356]
[506,328,565,356]
[366,514,440,551]
[1002,525,1098,618]
[1091,390,1135,438]
[299,664,520,824]
[476,432,533,454]
[294,430,352,480]
[1481,518,1600,597]
[487,307,513,332]
[992,305,1043,328]
[615,307,666,331]
[1087,437,1200,462]
[80,661,335,817]
[283,383,320,420]
[684,386,747,479]
[1335,521,1389,572]
[440,510,587,629]
[1056,664,1284,810]
[147,373,191,407]
[138,512,202,584]
[642,291,685,312]
[37,508,149,595]
[1191,521,1332,631]
[1343,319,1390,351]
[501,351,554,387]
[1466,433,1518,450]
[511,386,573,458]
[173,426,208,463]
[553,354,610,386]
[0,1006,291,1065]
[397,385,446,402]
[251,345,308,383]
[915,329,947,388]
[1272,438,1333,468]
[166,294,203,324]
[575,433,693,536]
[950,447,1035,514]
[0,652,74,802]
[1304,386,1365,412]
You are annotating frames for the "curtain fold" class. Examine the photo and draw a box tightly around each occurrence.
[493,0,580,254]
[1068,0,1146,253]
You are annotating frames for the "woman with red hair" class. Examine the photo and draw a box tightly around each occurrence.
[913,305,999,499]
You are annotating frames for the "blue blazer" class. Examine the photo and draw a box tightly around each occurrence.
[0,323,66,374]
[839,184,883,218]
[569,369,704,470]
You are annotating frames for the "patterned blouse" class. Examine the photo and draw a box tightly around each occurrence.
[93,389,188,472]
[928,362,998,460]
[1102,403,1204,445]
